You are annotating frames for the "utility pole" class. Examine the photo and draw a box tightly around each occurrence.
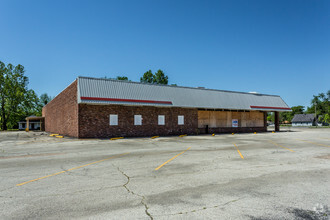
[314,101,317,126]
[314,101,317,118]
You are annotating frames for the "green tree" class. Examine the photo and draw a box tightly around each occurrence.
[35,93,53,115]
[116,76,128,81]
[289,105,305,122]
[140,70,154,83]
[0,61,39,130]
[306,91,330,117]
[0,62,6,129]
[323,114,330,124]
[140,69,169,85]
[39,93,52,106]
[280,105,305,123]
[153,69,168,85]
[267,112,274,122]
[325,90,330,114]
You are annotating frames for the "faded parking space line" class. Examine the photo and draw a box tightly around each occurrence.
[268,140,295,152]
[0,153,65,159]
[233,143,244,159]
[297,139,330,148]
[16,152,130,186]
[155,147,191,170]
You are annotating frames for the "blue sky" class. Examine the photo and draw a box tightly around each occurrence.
[0,0,329,109]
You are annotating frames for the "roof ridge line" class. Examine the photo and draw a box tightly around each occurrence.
[77,76,280,97]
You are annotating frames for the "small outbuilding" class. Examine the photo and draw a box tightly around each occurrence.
[18,116,45,131]
[42,77,291,138]
[291,114,316,126]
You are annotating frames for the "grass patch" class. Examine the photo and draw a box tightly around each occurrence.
[0,129,20,131]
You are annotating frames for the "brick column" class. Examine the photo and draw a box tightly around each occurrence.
[275,112,280,131]
[264,112,267,131]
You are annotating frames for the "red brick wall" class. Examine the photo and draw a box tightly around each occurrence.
[42,80,78,137]
[78,104,198,138]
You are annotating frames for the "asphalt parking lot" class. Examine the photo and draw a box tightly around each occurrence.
[0,128,329,220]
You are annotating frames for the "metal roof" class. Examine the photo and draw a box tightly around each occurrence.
[291,114,315,123]
[77,77,291,112]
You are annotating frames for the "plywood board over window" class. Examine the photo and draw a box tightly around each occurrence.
[209,111,217,128]
[158,115,165,125]
[134,115,142,125]
[226,112,232,127]
[255,112,264,127]
[109,114,118,126]
[216,111,227,127]
[198,111,209,128]
[241,112,248,127]
[198,110,265,128]
[178,115,184,125]
[247,111,263,127]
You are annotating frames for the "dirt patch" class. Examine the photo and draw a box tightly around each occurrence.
[315,154,330,159]
[288,207,329,220]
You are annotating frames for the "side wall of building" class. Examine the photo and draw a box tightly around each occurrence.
[42,80,79,137]
[78,104,198,138]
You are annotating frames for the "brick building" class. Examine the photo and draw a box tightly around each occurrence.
[42,77,291,138]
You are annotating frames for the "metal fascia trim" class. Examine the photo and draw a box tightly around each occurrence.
[81,96,173,105]
[250,105,291,110]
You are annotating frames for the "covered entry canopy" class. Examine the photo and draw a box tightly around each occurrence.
[26,116,45,131]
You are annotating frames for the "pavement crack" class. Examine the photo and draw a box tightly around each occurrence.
[158,198,241,217]
[113,164,153,220]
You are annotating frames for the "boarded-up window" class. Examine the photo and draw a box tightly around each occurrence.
[158,115,165,125]
[109,114,118,126]
[134,115,142,125]
[178,115,184,125]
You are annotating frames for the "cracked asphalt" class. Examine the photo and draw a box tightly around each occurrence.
[0,128,329,220]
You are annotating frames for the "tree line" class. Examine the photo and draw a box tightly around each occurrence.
[108,69,170,85]
[0,61,52,130]
[273,91,330,124]
[0,61,171,130]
